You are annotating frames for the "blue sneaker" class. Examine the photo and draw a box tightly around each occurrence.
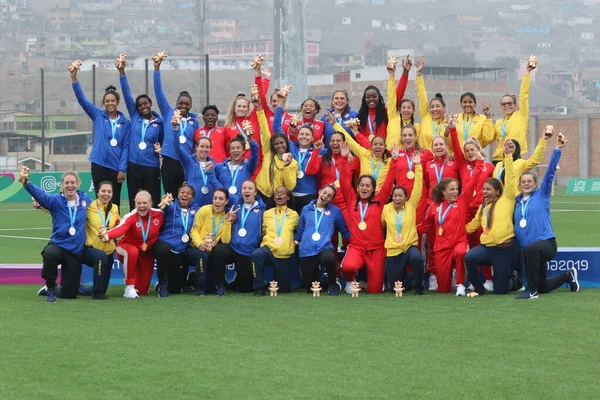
[158,282,168,298]
[328,283,339,296]
[46,288,57,303]
[567,268,580,292]
[37,286,48,296]
[216,284,226,296]
[78,285,93,296]
[516,290,538,300]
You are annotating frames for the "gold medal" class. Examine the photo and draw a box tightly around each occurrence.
[141,242,148,251]
[245,142,250,150]
[358,221,367,231]
[438,227,443,236]
[334,180,340,188]
[406,171,415,180]
[394,234,403,243]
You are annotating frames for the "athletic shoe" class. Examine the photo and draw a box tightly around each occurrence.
[466,284,475,291]
[37,286,48,296]
[91,293,109,300]
[46,288,57,303]
[158,282,168,298]
[216,284,226,296]
[123,285,139,299]
[345,281,355,295]
[483,280,494,292]
[455,284,466,297]
[516,290,538,300]
[154,282,159,292]
[567,267,580,292]
[195,288,205,297]
[518,286,526,292]
[253,287,265,296]
[428,275,438,291]
[328,283,339,296]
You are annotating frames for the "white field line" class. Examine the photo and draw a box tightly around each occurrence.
[0,227,51,231]
[0,235,49,240]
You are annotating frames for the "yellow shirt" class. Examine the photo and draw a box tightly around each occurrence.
[492,73,530,160]
[85,200,120,254]
[190,205,232,249]
[416,75,446,150]
[386,76,421,149]
[466,155,515,246]
[493,138,547,193]
[334,121,390,192]
[260,205,299,259]
[255,110,298,197]
[453,112,495,153]
[382,165,423,256]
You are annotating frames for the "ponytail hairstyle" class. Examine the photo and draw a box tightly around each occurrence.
[460,92,477,105]
[225,94,252,128]
[478,178,503,227]
[430,92,445,108]
[357,85,388,131]
[103,85,120,104]
[177,90,192,103]
[498,140,522,184]
[432,178,458,203]
[321,131,345,166]
[399,99,416,127]
[228,134,247,151]
[96,180,114,212]
[268,133,291,186]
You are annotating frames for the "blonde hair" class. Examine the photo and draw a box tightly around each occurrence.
[135,190,152,205]
[61,170,81,194]
[224,94,253,128]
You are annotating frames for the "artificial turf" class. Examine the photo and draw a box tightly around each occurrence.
[1,286,599,399]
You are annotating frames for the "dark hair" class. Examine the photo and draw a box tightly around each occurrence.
[320,184,337,198]
[501,93,517,105]
[430,93,445,108]
[498,140,521,184]
[196,135,212,149]
[135,94,152,109]
[432,178,458,203]
[354,175,379,207]
[399,99,416,126]
[301,98,321,114]
[478,178,504,227]
[460,92,476,104]
[371,135,390,163]
[177,91,192,103]
[331,89,351,115]
[103,85,120,104]
[241,179,256,189]
[357,85,388,131]
[228,134,247,150]
[321,131,345,165]
[213,188,229,201]
[401,124,423,153]
[97,180,114,213]
[269,133,291,186]
[393,185,408,198]
[202,105,219,115]
[298,124,315,137]
[178,182,196,199]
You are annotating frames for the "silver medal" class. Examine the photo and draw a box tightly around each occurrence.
[519,219,527,228]
[229,186,238,195]
[312,232,321,242]
[69,227,76,236]
[179,136,187,144]
[138,142,147,150]
[238,228,247,237]
[201,186,209,195]
[297,171,304,179]
[110,138,118,147]
[182,234,189,243]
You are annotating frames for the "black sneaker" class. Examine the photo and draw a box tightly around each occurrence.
[216,284,226,296]
[515,290,538,300]
[328,283,339,296]
[46,288,57,303]
[158,283,169,298]
[79,285,93,296]
[91,293,109,300]
[567,268,580,292]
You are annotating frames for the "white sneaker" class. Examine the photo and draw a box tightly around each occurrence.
[429,275,438,291]
[467,284,475,291]
[123,284,139,299]
[518,285,526,292]
[455,284,466,297]
[345,281,354,295]
[483,280,494,292]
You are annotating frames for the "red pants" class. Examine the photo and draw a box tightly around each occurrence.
[116,244,155,295]
[432,242,467,293]
[467,228,492,281]
[341,245,386,293]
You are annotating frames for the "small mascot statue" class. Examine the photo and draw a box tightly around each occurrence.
[394,281,405,297]
[311,281,322,298]
[467,292,479,298]
[269,280,279,297]
[351,281,361,298]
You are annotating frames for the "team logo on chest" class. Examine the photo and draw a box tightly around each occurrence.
[153,219,160,226]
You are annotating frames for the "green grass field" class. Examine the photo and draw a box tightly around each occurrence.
[1,194,600,399]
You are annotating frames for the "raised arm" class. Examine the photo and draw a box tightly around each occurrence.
[153,67,172,117]
[448,126,467,169]
[375,158,398,202]
[71,79,99,120]
[541,136,565,197]
[522,137,548,171]
[407,163,423,207]
[23,181,58,212]
[272,106,286,134]
[415,59,429,119]
[386,72,400,149]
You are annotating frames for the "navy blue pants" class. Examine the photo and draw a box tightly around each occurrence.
[465,243,518,294]
[82,246,114,295]
[384,246,425,290]
[252,246,296,293]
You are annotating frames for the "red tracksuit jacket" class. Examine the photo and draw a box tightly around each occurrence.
[282,118,325,143]
[108,209,164,250]
[358,108,388,141]
[194,126,227,163]
[423,154,460,200]
[339,156,397,250]
[257,76,292,134]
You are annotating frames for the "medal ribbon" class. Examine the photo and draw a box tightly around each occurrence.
[500,119,509,140]
[274,208,287,238]
[433,161,446,183]
[179,118,188,141]
[314,206,325,235]
[405,153,414,172]
[368,115,376,136]
[437,203,453,226]
[331,158,340,181]
[235,122,249,142]
[212,213,225,238]
[139,214,151,244]
[181,207,190,234]
[194,160,208,187]
[297,149,309,174]
[371,157,383,181]
[359,201,369,224]
[431,121,445,137]
[140,119,150,145]
[229,163,241,187]
[462,116,473,142]
[395,209,405,235]
[96,200,110,227]
[110,118,118,142]
[520,198,529,222]
[240,204,253,230]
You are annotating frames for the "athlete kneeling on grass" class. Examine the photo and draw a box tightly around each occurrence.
[21,167,92,303]
[295,184,350,296]
[100,190,164,298]
[514,134,579,299]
